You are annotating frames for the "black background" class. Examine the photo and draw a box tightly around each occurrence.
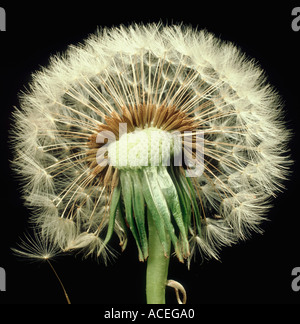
[0,1,300,305]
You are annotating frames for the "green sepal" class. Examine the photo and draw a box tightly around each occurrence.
[103,183,121,246]
[139,169,169,258]
[115,199,128,251]
[169,165,191,234]
[156,167,190,257]
[179,172,202,236]
[120,171,144,261]
[142,168,183,262]
[130,171,149,259]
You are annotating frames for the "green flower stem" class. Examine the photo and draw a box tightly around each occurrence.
[146,207,171,304]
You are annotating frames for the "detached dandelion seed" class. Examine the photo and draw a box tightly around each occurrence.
[12,231,71,304]
[12,231,61,262]
[10,23,291,304]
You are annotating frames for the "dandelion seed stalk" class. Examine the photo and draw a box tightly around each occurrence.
[46,260,71,304]
[146,207,171,304]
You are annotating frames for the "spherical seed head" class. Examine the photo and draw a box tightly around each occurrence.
[10,23,291,264]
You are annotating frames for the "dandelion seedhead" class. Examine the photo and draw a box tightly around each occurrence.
[11,23,290,289]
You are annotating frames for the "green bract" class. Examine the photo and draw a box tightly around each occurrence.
[106,165,200,262]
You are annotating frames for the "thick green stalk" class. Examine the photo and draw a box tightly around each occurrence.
[146,207,171,304]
